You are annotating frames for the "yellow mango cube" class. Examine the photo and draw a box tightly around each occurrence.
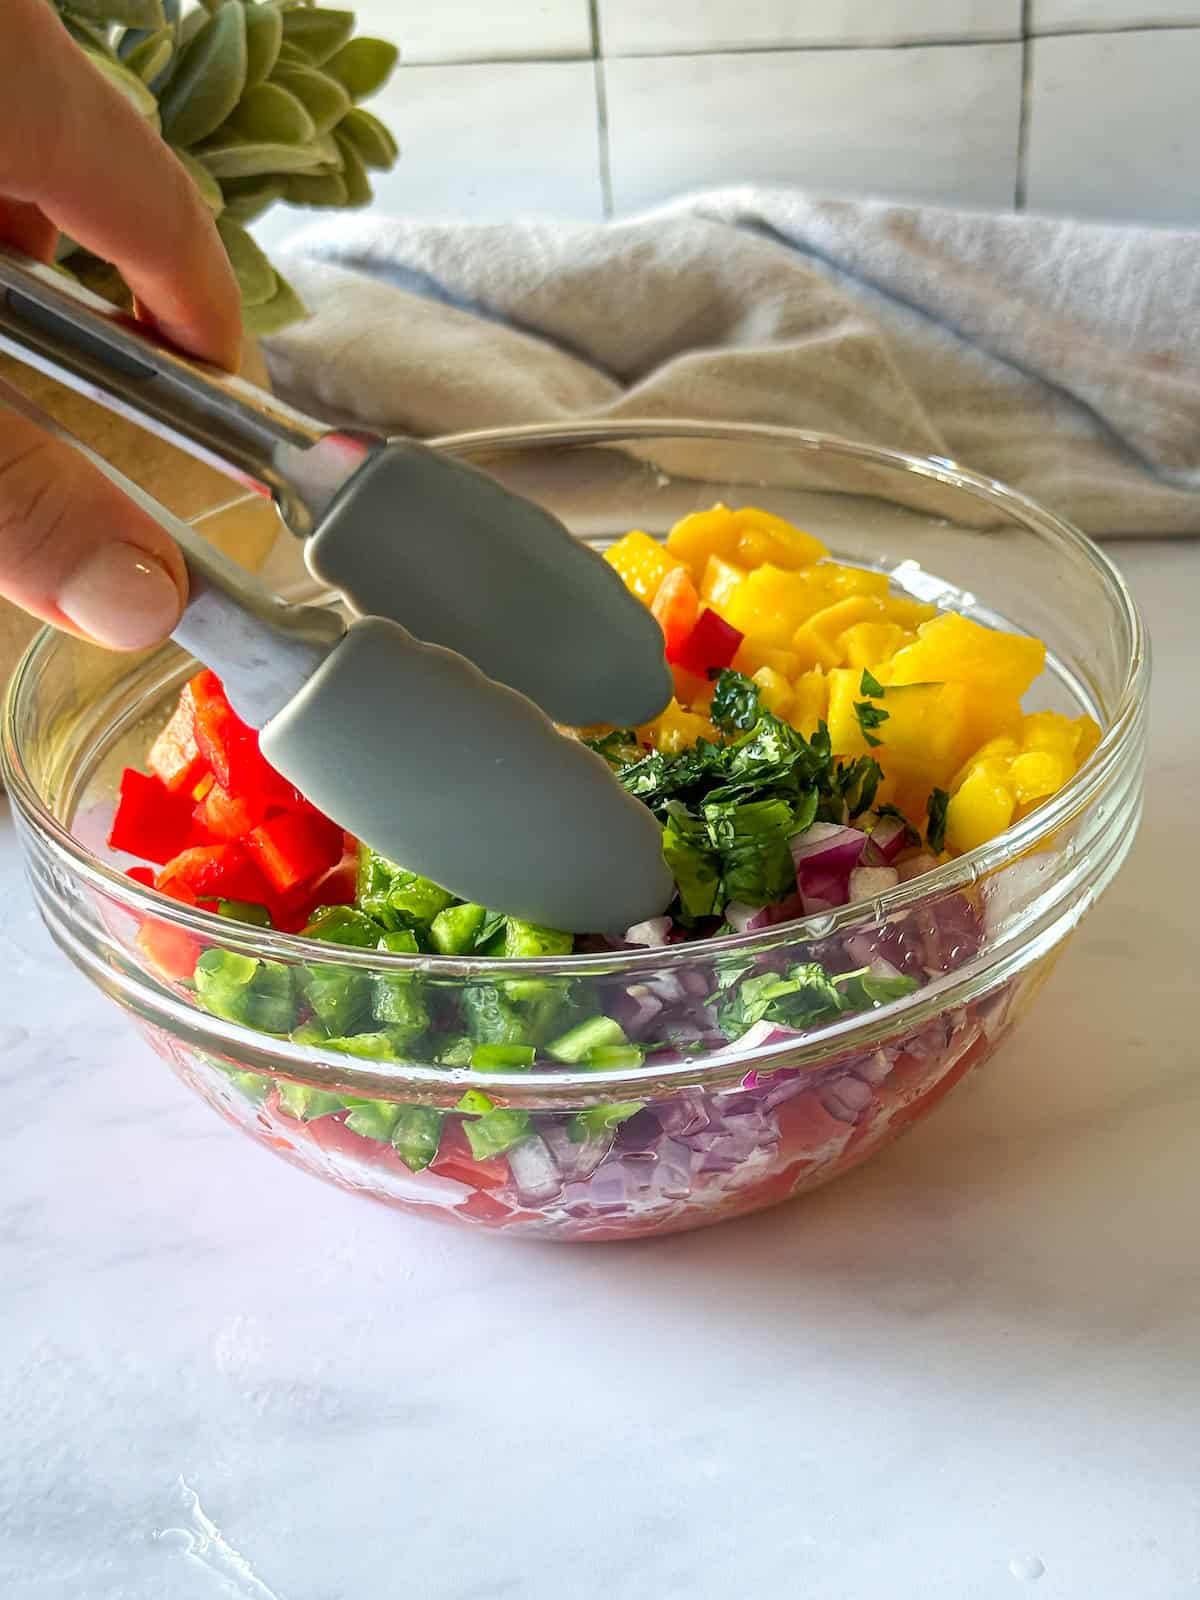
[604,530,683,602]
[789,668,829,737]
[960,692,1024,758]
[699,553,748,609]
[826,667,870,756]
[878,594,938,631]
[840,621,912,670]
[874,682,970,777]
[793,597,889,669]
[811,563,891,601]
[1020,711,1080,759]
[732,640,801,679]
[951,736,1019,794]
[751,667,793,717]
[723,565,832,646]
[1073,714,1101,765]
[642,700,717,754]
[946,766,1016,854]
[1009,750,1073,804]
[665,506,739,575]
[887,612,1046,700]
[730,508,828,571]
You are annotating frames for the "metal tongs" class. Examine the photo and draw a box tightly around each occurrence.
[0,248,675,932]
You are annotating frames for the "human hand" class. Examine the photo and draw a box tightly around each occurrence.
[0,0,241,650]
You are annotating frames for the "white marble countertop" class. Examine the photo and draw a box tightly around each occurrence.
[0,540,1195,1600]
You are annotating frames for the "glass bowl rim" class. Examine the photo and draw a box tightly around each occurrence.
[1,420,1148,995]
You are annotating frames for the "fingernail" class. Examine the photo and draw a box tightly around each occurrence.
[58,543,183,650]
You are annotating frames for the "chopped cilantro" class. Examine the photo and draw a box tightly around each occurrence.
[860,668,886,698]
[710,668,762,732]
[926,787,950,853]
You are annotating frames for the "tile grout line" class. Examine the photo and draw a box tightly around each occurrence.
[589,0,615,218]
[1014,0,1034,210]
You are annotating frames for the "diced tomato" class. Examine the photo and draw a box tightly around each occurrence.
[147,688,209,796]
[108,768,195,865]
[124,864,157,887]
[429,1120,510,1190]
[246,811,344,896]
[456,1189,516,1226]
[673,607,743,676]
[155,843,275,904]
[136,918,200,982]
[651,566,701,663]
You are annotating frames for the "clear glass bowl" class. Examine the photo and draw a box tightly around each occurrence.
[1,424,1147,1242]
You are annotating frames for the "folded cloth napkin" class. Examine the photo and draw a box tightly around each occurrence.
[264,187,1200,539]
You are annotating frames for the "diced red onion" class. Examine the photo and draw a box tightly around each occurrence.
[505,1134,563,1204]
[848,865,900,903]
[819,1075,874,1122]
[790,823,867,870]
[725,900,776,933]
[897,850,938,882]
[865,814,909,864]
[624,916,673,948]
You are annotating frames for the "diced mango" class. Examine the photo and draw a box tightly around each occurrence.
[873,682,969,777]
[840,621,913,670]
[951,736,1019,795]
[604,529,683,602]
[946,766,1016,854]
[960,692,1024,758]
[731,508,827,571]
[666,506,740,575]
[1019,711,1080,759]
[699,553,748,609]
[879,595,938,631]
[887,612,1045,701]
[826,668,870,757]
[641,699,717,754]
[793,597,888,669]
[1073,714,1101,765]
[789,668,828,737]
[751,666,792,718]
[732,640,802,680]
[672,665,715,710]
[723,565,834,646]
[1008,750,1074,805]
[811,563,891,601]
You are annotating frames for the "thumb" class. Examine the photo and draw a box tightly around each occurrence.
[0,405,187,649]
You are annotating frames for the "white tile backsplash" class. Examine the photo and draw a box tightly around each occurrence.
[1031,0,1200,30]
[1025,30,1200,224]
[253,62,603,251]
[600,0,1020,54]
[349,0,592,63]
[606,45,1022,213]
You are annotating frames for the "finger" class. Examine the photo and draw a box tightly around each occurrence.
[0,198,56,264]
[1,0,241,369]
[0,405,186,650]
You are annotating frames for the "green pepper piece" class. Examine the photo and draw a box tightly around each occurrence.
[391,1105,444,1171]
[429,902,487,955]
[470,1043,536,1071]
[568,1101,644,1141]
[464,1108,531,1160]
[545,1014,628,1065]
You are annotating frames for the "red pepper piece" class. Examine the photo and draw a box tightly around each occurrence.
[108,768,195,865]
[650,566,701,663]
[124,865,157,887]
[147,687,209,796]
[673,606,743,676]
[245,811,344,896]
[155,843,275,904]
[193,781,261,842]
[189,670,295,811]
[136,919,201,982]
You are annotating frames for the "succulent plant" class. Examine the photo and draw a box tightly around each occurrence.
[50,0,400,333]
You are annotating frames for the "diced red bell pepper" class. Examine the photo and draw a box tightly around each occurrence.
[429,1120,509,1190]
[651,566,701,663]
[189,670,296,812]
[673,606,743,676]
[193,781,261,842]
[108,768,196,865]
[147,688,209,796]
[136,918,201,982]
[245,811,344,896]
[124,864,157,887]
[155,843,275,905]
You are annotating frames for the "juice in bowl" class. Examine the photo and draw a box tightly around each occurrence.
[1,424,1147,1242]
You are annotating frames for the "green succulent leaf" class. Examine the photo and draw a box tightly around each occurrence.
[218,174,287,225]
[242,269,308,336]
[61,15,119,57]
[81,47,161,123]
[279,6,355,65]
[268,61,351,134]
[122,27,174,84]
[66,0,165,27]
[171,145,224,213]
[283,171,349,208]
[195,134,326,178]
[225,79,316,144]
[323,36,398,101]
[304,129,344,172]
[333,131,372,206]
[243,1,283,86]
[159,1,247,147]
[215,215,278,305]
[272,39,311,69]
[337,105,398,169]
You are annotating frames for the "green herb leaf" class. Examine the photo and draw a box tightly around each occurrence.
[710,668,762,732]
[662,802,721,920]
[853,697,889,748]
[860,668,886,698]
[926,787,950,854]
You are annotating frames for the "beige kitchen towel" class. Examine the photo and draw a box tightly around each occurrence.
[264,187,1200,538]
